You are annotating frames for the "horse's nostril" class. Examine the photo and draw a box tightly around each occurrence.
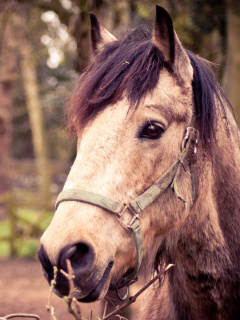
[38,245,54,283]
[58,242,95,276]
[38,242,96,297]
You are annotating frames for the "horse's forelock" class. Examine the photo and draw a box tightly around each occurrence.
[66,29,164,133]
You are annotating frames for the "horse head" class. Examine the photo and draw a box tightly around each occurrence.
[38,5,240,318]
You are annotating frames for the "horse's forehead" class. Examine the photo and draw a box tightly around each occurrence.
[76,101,131,163]
[79,69,193,141]
[132,71,193,125]
[80,101,130,140]
[149,70,192,102]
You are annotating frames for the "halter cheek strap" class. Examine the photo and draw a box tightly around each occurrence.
[55,127,199,290]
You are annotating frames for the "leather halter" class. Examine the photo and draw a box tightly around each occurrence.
[55,127,199,290]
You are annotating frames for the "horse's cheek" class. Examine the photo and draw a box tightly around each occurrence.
[141,184,192,243]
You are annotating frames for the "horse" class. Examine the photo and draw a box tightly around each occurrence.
[38,5,240,320]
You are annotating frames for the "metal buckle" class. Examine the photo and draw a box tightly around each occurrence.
[115,277,138,301]
[182,127,192,151]
[116,286,129,301]
[117,203,139,230]
[181,127,199,153]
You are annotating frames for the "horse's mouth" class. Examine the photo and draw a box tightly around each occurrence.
[46,260,114,302]
[49,260,133,303]
[79,265,134,302]
[77,261,114,302]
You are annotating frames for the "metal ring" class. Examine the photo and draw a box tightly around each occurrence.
[116,286,129,301]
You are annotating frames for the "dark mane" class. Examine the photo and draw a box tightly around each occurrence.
[67,29,229,147]
[186,50,229,146]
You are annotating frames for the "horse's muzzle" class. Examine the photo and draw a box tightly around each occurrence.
[38,242,112,301]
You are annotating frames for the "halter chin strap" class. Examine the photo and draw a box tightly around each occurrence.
[55,127,199,290]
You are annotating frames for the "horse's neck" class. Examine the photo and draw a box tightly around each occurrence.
[169,110,240,318]
[210,106,240,264]
[169,196,232,318]
[184,105,240,269]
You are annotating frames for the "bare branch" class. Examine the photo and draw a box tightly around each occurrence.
[100,264,174,320]
[57,261,174,320]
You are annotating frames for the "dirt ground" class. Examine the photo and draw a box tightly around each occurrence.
[0,258,102,320]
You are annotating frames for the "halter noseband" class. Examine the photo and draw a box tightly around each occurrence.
[55,127,199,290]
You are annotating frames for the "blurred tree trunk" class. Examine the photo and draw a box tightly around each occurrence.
[223,0,240,126]
[0,3,16,219]
[72,0,112,72]
[72,0,91,72]
[18,9,52,203]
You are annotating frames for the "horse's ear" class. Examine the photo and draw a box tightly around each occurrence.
[153,5,193,83]
[153,5,175,65]
[90,12,117,54]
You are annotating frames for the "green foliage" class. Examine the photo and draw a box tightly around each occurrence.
[16,238,40,258]
[0,221,11,257]
[0,220,11,238]
[0,207,54,258]
[0,242,9,257]
[137,4,149,19]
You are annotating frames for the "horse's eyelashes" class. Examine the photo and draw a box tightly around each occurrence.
[140,122,165,139]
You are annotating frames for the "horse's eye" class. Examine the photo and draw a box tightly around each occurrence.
[140,122,165,139]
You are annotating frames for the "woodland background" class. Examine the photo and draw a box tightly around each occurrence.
[0,0,240,259]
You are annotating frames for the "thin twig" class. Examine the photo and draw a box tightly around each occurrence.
[60,259,83,320]
[46,266,58,320]
[102,301,108,318]
[47,306,57,320]
[0,314,40,319]
[116,316,128,320]
[100,264,174,320]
